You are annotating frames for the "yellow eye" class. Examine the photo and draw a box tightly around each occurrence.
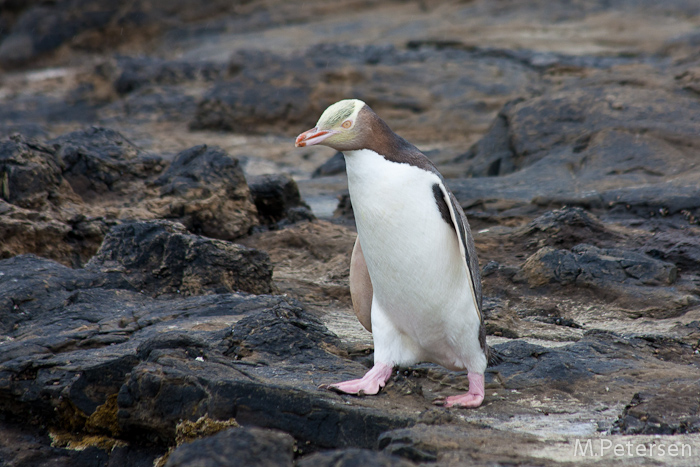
[341,120,352,129]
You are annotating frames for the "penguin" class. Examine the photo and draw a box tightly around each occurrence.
[295,99,489,408]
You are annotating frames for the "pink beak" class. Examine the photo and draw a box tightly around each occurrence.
[295,127,335,147]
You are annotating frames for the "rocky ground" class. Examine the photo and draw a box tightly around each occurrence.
[1,0,700,466]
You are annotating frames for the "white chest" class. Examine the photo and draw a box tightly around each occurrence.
[343,149,467,310]
[344,149,440,229]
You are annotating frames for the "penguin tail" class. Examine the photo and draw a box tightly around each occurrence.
[487,346,503,367]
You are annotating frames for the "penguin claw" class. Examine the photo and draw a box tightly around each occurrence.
[322,383,360,395]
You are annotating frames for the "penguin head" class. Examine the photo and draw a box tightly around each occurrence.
[295,99,368,151]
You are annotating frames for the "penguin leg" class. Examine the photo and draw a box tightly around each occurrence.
[434,327,487,408]
[324,299,421,396]
[437,372,485,408]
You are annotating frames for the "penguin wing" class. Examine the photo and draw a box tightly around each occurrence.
[435,184,483,322]
[349,236,373,332]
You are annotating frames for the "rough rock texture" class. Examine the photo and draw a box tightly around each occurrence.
[190,82,314,134]
[520,245,678,288]
[513,207,618,251]
[0,252,419,459]
[165,427,295,467]
[248,173,315,226]
[239,220,356,305]
[458,85,700,180]
[377,424,544,465]
[517,244,699,315]
[613,388,700,435]
[0,129,261,268]
[4,246,697,465]
[0,135,66,209]
[0,134,111,266]
[449,80,700,222]
[87,220,273,296]
[0,199,72,262]
[0,0,236,68]
[50,126,165,196]
[152,144,259,240]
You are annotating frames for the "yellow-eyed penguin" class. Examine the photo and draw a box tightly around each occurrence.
[296,99,488,408]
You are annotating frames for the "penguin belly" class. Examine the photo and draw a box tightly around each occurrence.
[344,149,484,373]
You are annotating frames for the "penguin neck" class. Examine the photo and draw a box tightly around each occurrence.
[342,148,443,222]
[342,149,390,189]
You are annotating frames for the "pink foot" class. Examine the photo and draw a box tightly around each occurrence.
[434,373,485,408]
[322,363,393,395]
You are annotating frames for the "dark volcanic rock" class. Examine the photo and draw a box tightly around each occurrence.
[107,85,199,123]
[248,173,315,226]
[0,134,111,267]
[155,144,245,197]
[153,144,259,240]
[114,57,228,95]
[334,192,354,221]
[100,57,231,124]
[613,387,700,435]
[50,126,165,196]
[165,426,295,467]
[0,205,112,269]
[0,253,417,457]
[189,42,536,140]
[0,200,72,263]
[118,333,415,449]
[513,207,617,251]
[459,86,700,179]
[0,134,67,209]
[519,244,678,288]
[225,300,340,362]
[86,220,274,296]
[190,81,313,134]
[0,419,156,467]
[1,129,263,268]
[0,0,233,68]
[312,152,346,178]
[516,243,699,312]
[637,228,700,275]
[297,448,417,467]
[449,81,700,220]
[600,183,700,222]
[489,331,637,390]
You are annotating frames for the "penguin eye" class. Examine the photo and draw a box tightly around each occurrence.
[341,120,352,129]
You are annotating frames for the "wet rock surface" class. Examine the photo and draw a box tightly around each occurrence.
[2,0,700,465]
